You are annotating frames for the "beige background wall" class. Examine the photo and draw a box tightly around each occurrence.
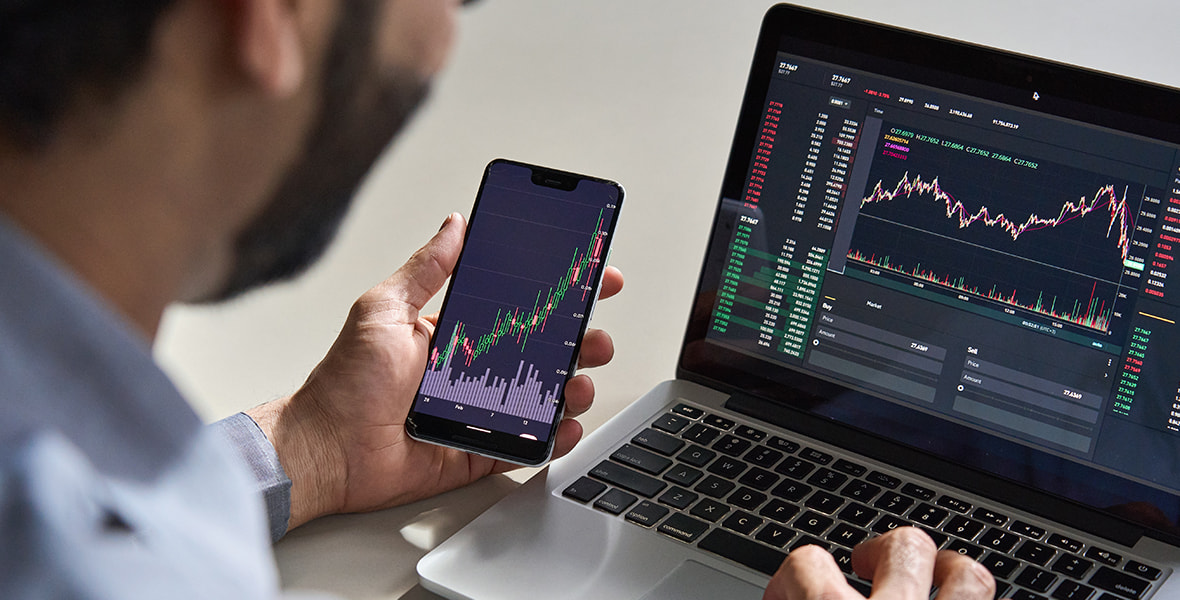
[156,0,1180,440]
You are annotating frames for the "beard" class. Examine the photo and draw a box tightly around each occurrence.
[201,1,429,302]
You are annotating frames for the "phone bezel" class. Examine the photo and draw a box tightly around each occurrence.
[405,158,623,466]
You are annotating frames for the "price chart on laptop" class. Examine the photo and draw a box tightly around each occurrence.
[705,51,1180,477]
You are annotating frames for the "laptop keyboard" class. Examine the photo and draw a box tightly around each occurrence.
[561,402,1166,600]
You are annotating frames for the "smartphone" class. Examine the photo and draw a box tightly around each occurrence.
[405,159,624,465]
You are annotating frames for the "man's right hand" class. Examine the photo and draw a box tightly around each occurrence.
[763,527,997,599]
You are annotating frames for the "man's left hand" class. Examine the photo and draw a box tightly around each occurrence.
[248,212,624,529]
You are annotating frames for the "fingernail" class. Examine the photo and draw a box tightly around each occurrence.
[439,213,453,231]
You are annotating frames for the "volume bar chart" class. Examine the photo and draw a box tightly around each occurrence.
[420,325,559,422]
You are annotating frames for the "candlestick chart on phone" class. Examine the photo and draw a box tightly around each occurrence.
[418,180,616,425]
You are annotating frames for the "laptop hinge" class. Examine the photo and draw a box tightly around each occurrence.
[725,392,1145,548]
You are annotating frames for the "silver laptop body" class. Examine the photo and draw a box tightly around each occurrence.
[420,5,1180,599]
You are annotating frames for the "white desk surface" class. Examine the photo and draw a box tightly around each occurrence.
[154,1,1180,597]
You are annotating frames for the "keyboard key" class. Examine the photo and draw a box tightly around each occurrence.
[707,456,748,479]
[866,471,901,489]
[657,486,698,510]
[840,480,882,503]
[805,490,845,515]
[632,428,685,455]
[594,489,638,515]
[873,492,915,515]
[678,445,716,468]
[625,500,669,527]
[1011,590,1048,600]
[919,527,948,547]
[1089,566,1150,599]
[791,535,831,552]
[738,466,779,491]
[611,444,672,475]
[658,513,709,543]
[713,434,752,457]
[766,436,800,453]
[837,503,879,528]
[1052,555,1093,579]
[698,529,786,576]
[1015,540,1057,566]
[562,476,606,503]
[756,522,795,548]
[1051,580,1096,600]
[735,425,767,442]
[771,480,812,503]
[663,463,703,486]
[745,446,784,469]
[910,503,950,527]
[801,447,834,464]
[1046,533,1083,555]
[845,576,872,596]
[979,527,1021,553]
[943,515,985,541]
[1124,561,1161,581]
[832,459,867,477]
[759,499,800,523]
[1083,547,1122,566]
[972,507,1008,526]
[936,494,972,514]
[672,403,704,419]
[901,482,936,501]
[1012,520,1047,540]
[722,510,764,535]
[703,414,736,430]
[728,487,767,511]
[651,413,690,435]
[775,457,817,480]
[690,498,730,522]
[981,552,1021,579]
[795,510,834,535]
[1016,566,1059,593]
[590,461,666,498]
[695,475,736,498]
[995,582,1012,600]
[807,468,848,491]
[945,539,985,560]
[826,523,868,548]
[832,548,854,574]
[872,515,909,534]
[683,423,721,445]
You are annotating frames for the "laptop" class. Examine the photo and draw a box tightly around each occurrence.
[418,4,1180,598]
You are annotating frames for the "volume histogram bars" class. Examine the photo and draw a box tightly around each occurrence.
[848,249,1116,331]
[419,339,561,423]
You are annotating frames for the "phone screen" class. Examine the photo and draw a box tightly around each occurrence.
[406,159,623,464]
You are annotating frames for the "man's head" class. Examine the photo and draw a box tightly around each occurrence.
[0,0,458,329]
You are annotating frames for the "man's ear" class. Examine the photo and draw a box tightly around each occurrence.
[230,0,305,97]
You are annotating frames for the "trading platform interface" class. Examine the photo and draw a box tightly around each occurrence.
[705,52,1180,493]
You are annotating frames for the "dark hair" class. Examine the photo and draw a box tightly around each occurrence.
[0,1,177,148]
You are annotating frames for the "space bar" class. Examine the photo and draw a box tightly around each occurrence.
[697,530,874,595]
[698,529,786,576]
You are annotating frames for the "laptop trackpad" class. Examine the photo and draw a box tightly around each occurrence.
[640,560,764,600]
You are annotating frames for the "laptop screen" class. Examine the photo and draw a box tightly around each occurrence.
[682,4,1180,541]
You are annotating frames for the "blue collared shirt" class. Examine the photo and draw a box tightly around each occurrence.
[0,216,307,598]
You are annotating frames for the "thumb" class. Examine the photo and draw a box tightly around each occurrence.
[367,212,466,315]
